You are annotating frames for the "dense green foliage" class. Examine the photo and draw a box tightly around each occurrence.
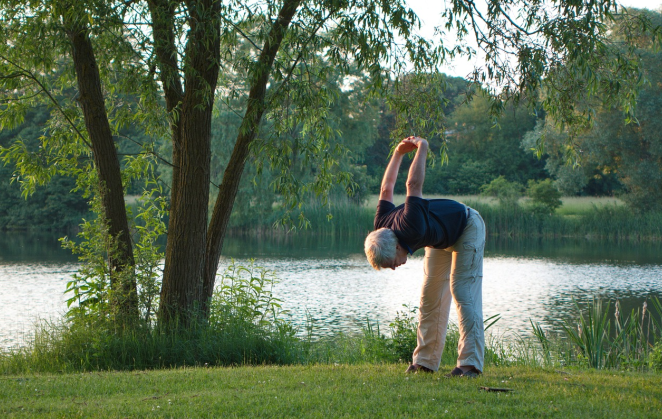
[2,5,660,235]
[1,1,661,378]
[0,109,89,230]
[480,176,523,208]
[526,179,563,214]
[528,8,662,210]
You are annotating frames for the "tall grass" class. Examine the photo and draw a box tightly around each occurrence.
[526,298,662,370]
[227,200,375,237]
[3,296,661,374]
[299,201,375,236]
[227,196,662,241]
[0,316,303,374]
[467,202,662,241]
[0,260,305,374]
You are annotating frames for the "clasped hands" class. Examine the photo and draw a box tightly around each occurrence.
[395,136,428,155]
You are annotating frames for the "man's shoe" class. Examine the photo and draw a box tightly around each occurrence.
[445,366,481,378]
[444,367,464,378]
[460,368,481,378]
[405,363,434,374]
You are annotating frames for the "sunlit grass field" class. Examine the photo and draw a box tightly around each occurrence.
[2,364,660,418]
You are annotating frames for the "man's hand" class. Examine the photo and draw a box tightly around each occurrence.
[380,136,428,203]
[395,136,428,155]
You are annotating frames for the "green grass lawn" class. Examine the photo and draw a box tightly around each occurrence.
[2,364,660,418]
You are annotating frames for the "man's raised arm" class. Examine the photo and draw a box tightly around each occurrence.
[405,137,428,199]
[379,137,428,202]
[379,141,404,203]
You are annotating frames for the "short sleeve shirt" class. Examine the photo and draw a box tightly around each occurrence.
[374,196,468,253]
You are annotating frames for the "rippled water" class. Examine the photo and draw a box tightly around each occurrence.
[1,232,661,349]
[224,254,662,339]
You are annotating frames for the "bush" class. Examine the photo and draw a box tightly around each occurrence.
[0,259,303,374]
[480,176,523,207]
[388,305,419,362]
[526,179,562,214]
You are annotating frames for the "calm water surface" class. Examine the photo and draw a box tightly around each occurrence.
[1,232,661,349]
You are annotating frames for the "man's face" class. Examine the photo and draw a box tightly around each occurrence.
[382,244,408,270]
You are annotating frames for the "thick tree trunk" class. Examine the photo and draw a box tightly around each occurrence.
[158,0,221,324]
[202,0,302,314]
[66,21,138,319]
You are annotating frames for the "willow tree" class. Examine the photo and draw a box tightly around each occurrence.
[0,0,656,324]
[525,8,662,210]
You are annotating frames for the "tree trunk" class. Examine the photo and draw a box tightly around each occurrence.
[147,0,184,215]
[158,0,221,324]
[66,20,138,320]
[202,0,302,314]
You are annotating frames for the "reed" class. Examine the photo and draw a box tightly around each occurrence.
[527,297,662,370]
[298,201,375,236]
[227,197,662,241]
[3,297,661,374]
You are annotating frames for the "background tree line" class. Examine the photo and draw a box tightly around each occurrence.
[0,1,658,328]
[4,9,662,232]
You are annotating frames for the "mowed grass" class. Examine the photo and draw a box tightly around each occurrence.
[554,196,623,216]
[2,365,660,418]
[364,194,622,215]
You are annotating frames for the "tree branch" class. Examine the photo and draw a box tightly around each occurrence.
[0,53,93,150]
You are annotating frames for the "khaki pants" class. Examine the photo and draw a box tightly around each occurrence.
[412,208,486,372]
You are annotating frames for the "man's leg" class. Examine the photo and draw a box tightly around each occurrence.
[450,210,486,373]
[412,247,453,371]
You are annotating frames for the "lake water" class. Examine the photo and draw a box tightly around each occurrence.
[1,231,662,350]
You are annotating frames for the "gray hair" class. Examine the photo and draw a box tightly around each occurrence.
[364,228,397,270]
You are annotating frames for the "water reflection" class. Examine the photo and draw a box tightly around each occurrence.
[0,231,77,263]
[486,237,662,266]
[222,234,662,338]
[1,231,661,349]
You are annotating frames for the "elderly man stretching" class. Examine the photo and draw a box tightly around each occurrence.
[364,136,486,377]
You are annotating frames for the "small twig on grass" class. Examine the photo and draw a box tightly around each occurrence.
[480,386,514,392]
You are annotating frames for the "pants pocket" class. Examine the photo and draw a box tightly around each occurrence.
[462,243,478,271]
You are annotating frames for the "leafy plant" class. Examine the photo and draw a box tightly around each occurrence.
[61,182,166,325]
[650,341,662,371]
[481,176,523,207]
[131,186,168,325]
[388,304,419,362]
[209,260,290,332]
[526,178,562,214]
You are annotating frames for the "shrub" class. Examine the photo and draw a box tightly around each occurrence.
[0,259,303,374]
[480,176,523,207]
[526,179,562,214]
[388,305,419,362]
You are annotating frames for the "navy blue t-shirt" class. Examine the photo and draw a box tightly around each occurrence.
[374,196,468,253]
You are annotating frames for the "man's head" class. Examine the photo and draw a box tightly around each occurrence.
[364,228,409,270]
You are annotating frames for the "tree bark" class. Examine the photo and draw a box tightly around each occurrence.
[202,0,302,314]
[147,0,184,215]
[65,20,138,320]
[158,0,221,324]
